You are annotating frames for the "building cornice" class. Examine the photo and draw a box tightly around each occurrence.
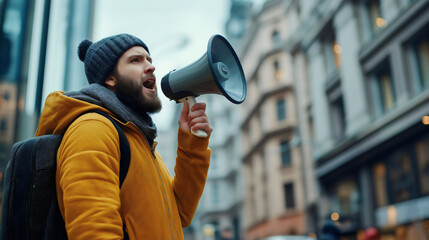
[241,84,293,128]
[300,0,345,51]
[316,92,429,182]
[247,48,284,84]
[242,124,295,163]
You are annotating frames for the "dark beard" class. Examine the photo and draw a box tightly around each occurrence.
[112,68,162,115]
[115,91,161,116]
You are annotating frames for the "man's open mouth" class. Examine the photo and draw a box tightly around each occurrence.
[143,78,155,90]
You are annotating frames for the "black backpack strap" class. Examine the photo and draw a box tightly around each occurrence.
[86,110,130,240]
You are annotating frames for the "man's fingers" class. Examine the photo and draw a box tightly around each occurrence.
[178,101,212,136]
[189,115,209,127]
[190,102,206,112]
[178,102,190,131]
[188,109,207,120]
[179,102,189,120]
[191,122,213,135]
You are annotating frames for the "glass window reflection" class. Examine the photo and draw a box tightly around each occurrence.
[0,0,28,81]
[372,133,429,208]
[415,138,429,195]
[387,152,416,203]
[371,59,396,117]
[328,176,360,231]
[0,0,30,190]
[373,162,388,207]
[408,28,429,94]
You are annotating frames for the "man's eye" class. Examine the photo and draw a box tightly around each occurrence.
[131,58,139,63]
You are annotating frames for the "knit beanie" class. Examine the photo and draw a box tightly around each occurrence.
[78,33,149,85]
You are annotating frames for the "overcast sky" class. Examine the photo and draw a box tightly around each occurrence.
[92,0,231,130]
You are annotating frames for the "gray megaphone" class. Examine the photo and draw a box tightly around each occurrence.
[161,34,247,137]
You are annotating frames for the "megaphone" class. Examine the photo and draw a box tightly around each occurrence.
[161,34,247,137]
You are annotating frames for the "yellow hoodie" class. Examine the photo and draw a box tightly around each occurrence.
[36,91,210,240]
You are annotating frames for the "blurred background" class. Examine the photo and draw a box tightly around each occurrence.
[0,0,428,239]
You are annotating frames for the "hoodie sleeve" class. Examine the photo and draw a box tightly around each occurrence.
[172,127,211,227]
[56,113,123,240]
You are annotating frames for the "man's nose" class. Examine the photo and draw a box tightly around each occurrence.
[145,62,155,73]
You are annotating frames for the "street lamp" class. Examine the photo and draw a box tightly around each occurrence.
[422,116,429,125]
[202,224,215,240]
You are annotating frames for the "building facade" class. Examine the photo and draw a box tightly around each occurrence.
[275,0,428,239]
[303,0,429,239]
[157,90,245,240]
[190,94,245,240]
[238,0,429,239]
[0,0,92,199]
[238,1,314,239]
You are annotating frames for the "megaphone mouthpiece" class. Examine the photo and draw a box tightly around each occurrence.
[161,71,198,102]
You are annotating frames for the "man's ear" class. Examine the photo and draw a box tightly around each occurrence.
[105,74,117,90]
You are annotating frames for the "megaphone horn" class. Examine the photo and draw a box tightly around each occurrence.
[161,34,247,137]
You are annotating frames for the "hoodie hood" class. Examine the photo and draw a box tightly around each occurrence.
[36,84,157,144]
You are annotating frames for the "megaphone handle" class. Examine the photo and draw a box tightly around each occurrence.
[179,96,209,138]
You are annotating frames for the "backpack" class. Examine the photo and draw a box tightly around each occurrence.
[0,110,130,240]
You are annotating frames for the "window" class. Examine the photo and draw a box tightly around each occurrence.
[211,152,217,170]
[212,182,219,205]
[321,23,341,75]
[365,0,386,34]
[373,162,388,207]
[408,29,429,94]
[283,183,295,209]
[372,135,429,207]
[415,138,429,195]
[379,74,395,110]
[280,141,291,166]
[0,0,31,80]
[331,96,346,140]
[371,60,396,117]
[330,177,360,221]
[0,0,32,193]
[387,151,417,203]
[332,40,342,70]
[0,87,11,101]
[273,60,283,80]
[0,118,6,133]
[261,150,267,171]
[327,82,346,141]
[276,99,286,121]
[249,116,259,142]
[295,1,300,18]
[272,30,281,48]
[258,109,264,129]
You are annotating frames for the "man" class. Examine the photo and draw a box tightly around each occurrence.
[35,33,212,239]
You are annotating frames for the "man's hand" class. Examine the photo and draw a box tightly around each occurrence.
[178,102,213,137]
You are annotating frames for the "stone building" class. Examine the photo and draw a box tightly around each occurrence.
[239,0,429,239]
[303,0,429,239]
[238,0,315,238]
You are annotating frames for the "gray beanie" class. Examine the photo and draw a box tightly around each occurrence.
[78,33,149,85]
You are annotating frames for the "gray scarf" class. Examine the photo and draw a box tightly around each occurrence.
[66,84,157,145]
